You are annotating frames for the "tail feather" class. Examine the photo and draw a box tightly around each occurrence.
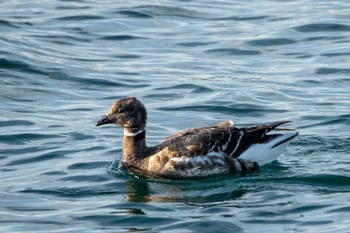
[239,130,298,165]
[245,121,292,134]
[231,121,298,165]
[268,120,292,129]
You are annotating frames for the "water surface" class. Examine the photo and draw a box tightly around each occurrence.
[1,0,350,232]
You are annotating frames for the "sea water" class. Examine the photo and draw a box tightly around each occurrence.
[1,1,350,232]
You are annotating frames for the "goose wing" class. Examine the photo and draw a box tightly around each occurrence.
[160,120,292,158]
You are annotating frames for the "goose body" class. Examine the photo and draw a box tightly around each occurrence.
[96,97,298,179]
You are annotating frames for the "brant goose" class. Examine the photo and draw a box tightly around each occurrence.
[96,97,298,179]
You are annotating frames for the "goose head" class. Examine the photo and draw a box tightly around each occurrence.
[96,97,147,131]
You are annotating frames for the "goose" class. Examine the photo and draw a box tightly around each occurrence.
[96,97,298,179]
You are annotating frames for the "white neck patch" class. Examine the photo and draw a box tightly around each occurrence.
[124,128,144,137]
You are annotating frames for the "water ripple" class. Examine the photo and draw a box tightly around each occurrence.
[294,23,350,32]
[315,67,350,75]
[154,83,213,93]
[0,133,62,145]
[206,48,261,56]
[67,161,112,170]
[6,149,78,166]
[0,120,34,127]
[159,103,287,116]
[1,0,350,232]
[247,38,296,47]
[99,35,146,41]
[0,58,46,75]
[213,15,269,21]
[117,10,153,19]
[56,15,105,21]
[127,5,205,19]
[0,19,20,28]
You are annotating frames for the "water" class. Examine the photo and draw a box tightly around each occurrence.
[1,0,350,232]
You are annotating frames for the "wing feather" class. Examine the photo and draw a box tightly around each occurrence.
[157,121,293,159]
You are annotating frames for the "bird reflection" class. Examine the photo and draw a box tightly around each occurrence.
[124,177,152,203]
[124,175,249,204]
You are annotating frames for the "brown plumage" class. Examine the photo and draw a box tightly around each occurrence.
[96,97,298,179]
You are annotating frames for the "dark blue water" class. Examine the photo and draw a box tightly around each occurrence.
[1,1,350,232]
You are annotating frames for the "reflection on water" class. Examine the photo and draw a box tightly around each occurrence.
[125,178,152,203]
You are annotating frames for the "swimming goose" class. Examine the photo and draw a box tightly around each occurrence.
[96,97,298,179]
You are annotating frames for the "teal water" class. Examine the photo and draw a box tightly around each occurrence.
[1,0,350,232]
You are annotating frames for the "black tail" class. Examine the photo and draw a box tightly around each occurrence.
[267,121,292,129]
[229,121,294,158]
